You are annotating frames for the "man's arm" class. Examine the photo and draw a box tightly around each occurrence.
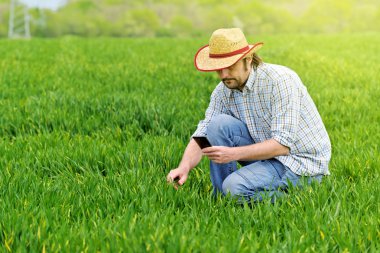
[202,139,289,164]
[166,138,203,186]
[167,84,227,187]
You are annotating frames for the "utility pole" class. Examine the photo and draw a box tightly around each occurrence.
[8,0,31,39]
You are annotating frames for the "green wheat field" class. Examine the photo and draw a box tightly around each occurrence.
[0,34,379,252]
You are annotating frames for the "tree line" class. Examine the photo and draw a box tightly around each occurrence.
[0,0,379,38]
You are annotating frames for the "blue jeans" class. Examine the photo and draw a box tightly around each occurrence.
[206,114,322,203]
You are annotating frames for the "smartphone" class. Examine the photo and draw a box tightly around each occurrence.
[193,136,212,149]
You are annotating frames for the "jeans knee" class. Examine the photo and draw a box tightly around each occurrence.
[207,114,234,144]
[222,173,246,197]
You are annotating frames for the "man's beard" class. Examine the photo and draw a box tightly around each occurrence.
[222,78,237,83]
[222,78,241,89]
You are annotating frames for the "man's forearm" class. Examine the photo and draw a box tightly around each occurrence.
[178,139,203,172]
[234,139,289,161]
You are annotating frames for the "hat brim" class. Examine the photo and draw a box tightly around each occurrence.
[194,42,263,72]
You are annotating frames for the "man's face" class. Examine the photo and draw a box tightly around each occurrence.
[216,58,252,91]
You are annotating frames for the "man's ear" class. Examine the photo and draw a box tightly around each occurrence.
[244,57,253,70]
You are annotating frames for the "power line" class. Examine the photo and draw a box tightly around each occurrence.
[8,0,31,39]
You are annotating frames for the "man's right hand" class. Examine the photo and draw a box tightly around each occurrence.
[166,168,189,189]
[166,139,203,189]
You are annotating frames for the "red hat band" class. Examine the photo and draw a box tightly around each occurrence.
[209,45,250,58]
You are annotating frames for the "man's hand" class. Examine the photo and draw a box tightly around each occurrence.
[166,168,189,190]
[202,146,237,164]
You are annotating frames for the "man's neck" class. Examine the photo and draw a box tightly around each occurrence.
[237,69,252,91]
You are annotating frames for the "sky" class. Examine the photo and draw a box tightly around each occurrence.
[19,0,68,11]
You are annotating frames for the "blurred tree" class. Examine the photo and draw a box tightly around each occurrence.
[120,9,160,37]
[349,1,380,32]
[236,2,296,34]
[168,15,193,37]
[300,0,353,33]
[0,4,9,37]
[0,0,379,37]
[201,5,235,32]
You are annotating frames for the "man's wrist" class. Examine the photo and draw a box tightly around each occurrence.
[178,163,192,173]
[233,146,243,161]
[233,145,256,161]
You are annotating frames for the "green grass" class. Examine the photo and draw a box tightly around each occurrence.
[0,34,379,252]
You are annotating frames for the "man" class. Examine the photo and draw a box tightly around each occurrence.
[166,28,331,203]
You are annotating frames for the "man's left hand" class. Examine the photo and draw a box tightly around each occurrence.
[202,146,237,164]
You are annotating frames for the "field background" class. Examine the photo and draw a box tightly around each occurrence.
[0,33,379,252]
[1,0,380,37]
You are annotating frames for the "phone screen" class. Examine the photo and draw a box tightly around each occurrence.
[193,136,212,149]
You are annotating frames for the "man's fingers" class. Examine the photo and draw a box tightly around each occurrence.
[166,171,178,183]
[166,173,173,183]
[167,168,189,189]
[178,175,187,185]
[204,153,220,159]
[202,146,218,153]
[167,170,182,189]
[202,147,212,152]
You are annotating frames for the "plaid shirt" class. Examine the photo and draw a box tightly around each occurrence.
[193,63,331,176]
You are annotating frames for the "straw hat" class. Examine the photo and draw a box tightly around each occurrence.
[194,28,263,72]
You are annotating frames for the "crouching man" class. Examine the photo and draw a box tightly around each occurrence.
[167,28,331,203]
